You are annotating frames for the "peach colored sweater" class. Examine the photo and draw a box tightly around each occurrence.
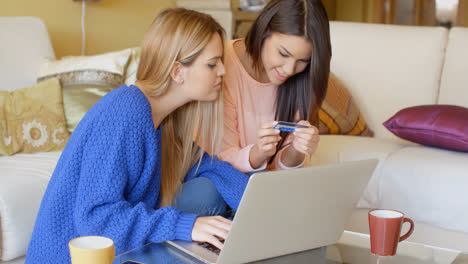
[220,40,304,173]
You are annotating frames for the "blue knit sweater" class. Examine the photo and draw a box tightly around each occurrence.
[25,85,249,263]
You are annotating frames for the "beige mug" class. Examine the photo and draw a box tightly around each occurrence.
[69,236,115,264]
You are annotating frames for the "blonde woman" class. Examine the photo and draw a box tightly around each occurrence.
[26,9,248,263]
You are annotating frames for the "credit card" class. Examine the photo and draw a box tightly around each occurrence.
[273,121,310,132]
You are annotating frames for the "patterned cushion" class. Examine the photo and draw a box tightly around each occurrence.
[0,78,70,155]
[37,49,132,133]
[317,73,373,136]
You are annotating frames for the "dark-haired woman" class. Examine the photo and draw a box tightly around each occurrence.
[220,0,332,172]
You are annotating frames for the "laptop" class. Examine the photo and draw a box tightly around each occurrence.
[167,159,378,264]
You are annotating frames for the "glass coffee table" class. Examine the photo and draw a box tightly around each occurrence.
[113,231,468,264]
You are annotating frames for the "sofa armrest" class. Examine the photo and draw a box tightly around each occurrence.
[0,151,60,261]
[0,175,49,261]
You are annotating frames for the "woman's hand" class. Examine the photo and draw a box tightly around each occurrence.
[249,121,282,169]
[291,120,320,156]
[192,216,232,249]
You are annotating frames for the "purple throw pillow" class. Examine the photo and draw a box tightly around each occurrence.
[383,105,468,152]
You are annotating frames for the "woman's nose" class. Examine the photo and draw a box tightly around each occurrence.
[218,61,226,76]
[283,60,295,76]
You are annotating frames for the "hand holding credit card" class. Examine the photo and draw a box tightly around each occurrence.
[273,121,311,132]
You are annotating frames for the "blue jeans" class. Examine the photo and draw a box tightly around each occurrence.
[246,170,265,177]
[172,177,227,216]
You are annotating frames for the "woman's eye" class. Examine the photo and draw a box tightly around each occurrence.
[208,64,216,68]
[279,51,288,57]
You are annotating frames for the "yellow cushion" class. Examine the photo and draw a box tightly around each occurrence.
[37,49,132,132]
[0,78,70,155]
[317,73,373,136]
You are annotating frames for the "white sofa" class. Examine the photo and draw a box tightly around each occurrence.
[1,17,468,263]
[0,17,63,264]
[308,22,468,253]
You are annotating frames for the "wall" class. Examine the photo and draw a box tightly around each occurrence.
[395,0,414,25]
[1,0,340,58]
[322,0,337,20]
[229,0,336,20]
[335,0,367,22]
[4,0,463,58]
[0,0,175,58]
[334,0,467,26]
[457,0,468,26]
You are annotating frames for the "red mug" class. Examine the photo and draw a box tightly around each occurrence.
[368,209,414,256]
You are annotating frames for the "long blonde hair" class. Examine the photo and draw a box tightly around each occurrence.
[135,8,225,207]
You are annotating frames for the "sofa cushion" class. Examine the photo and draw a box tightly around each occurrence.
[378,146,468,234]
[0,78,69,156]
[37,49,132,133]
[124,47,141,86]
[383,105,468,152]
[329,22,448,139]
[317,73,373,137]
[0,151,61,261]
[439,27,468,108]
[306,135,411,209]
[0,17,55,92]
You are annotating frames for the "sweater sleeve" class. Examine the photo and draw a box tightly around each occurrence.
[219,81,267,172]
[73,107,197,253]
[185,151,249,211]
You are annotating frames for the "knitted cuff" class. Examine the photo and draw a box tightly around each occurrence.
[175,212,198,241]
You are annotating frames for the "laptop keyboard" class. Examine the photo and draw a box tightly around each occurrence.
[195,211,233,255]
[197,242,221,255]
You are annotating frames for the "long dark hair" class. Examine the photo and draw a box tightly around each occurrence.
[245,0,331,157]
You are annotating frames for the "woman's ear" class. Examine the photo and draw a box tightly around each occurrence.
[170,61,185,84]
